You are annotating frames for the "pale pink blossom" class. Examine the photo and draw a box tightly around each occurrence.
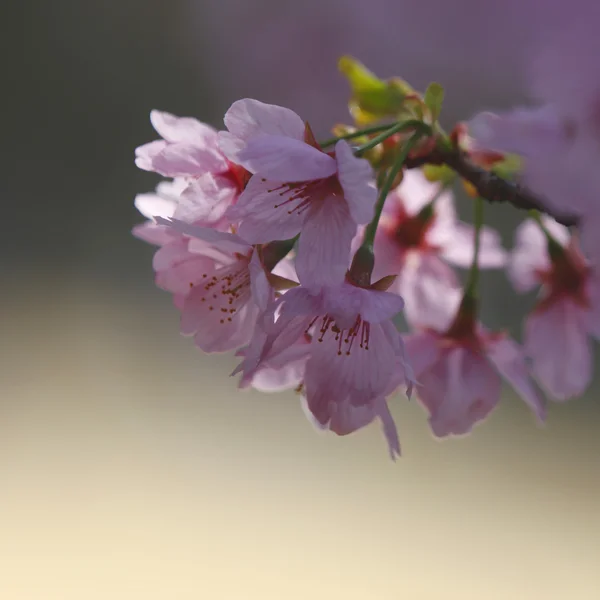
[468,107,590,223]
[136,110,226,178]
[234,280,414,458]
[132,178,238,309]
[135,110,251,229]
[235,327,311,393]
[405,292,545,437]
[153,217,272,353]
[469,16,600,258]
[132,179,187,246]
[220,99,377,287]
[367,170,506,329]
[508,217,600,400]
[132,179,220,308]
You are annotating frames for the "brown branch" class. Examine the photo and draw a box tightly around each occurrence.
[404,147,578,227]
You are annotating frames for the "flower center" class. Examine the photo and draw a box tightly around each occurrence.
[442,296,482,351]
[539,244,590,308]
[191,257,251,324]
[225,160,252,193]
[267,176,343,216]
[385,203,434,250]
[307,315,371,356]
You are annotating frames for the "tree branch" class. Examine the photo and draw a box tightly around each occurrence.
[404,147,578,227]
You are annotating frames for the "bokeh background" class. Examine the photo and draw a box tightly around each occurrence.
[4,1,599,598]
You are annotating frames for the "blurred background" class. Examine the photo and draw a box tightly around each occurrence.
[3,1,599,598]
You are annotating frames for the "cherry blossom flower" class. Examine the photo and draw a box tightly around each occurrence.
[468,106,585,222]
[219,99,377,287]
[367,169,506,329]
[153,217,272,353]
[135,110,251,229]
[132,180,218,308]
[468,16,600,259]
[233,280,414,458]
[405,290,545,437]
[508,217,600,400]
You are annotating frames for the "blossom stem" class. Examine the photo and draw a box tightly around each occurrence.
[354,120,431,156]
[465,196,484,301]
[319,124,399,148]
[403,146,577,227]
[362,133,423,249]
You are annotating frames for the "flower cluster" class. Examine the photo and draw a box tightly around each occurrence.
[133,47,599,457]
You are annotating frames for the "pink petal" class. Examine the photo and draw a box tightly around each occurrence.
[524,300,592,401]
[439,223,507,269]
[152,239,190,271]
[226,177,306,244]
[135,140,168,171]
[335,140,377,224]
[295,198,357,288]
[233,313,312,385]
[132,222,174,246]
[150,110,218,145]
[418,347,501,437]
[248,358,306,392]
[154,217,250,254]
[241,338,310,392]
[376,399,401,460]
[181,283,257,353]
[403,331,443,378]
[302,322,400,449]
[134,182,182,220]
[486,335,546,422]
[277,286,326,320]
[236,134,336,181]
[322,284,404,328]
[397,253,462,331]
[217,131,246,165]
[248,251,271,313]
[380,320,416,395]
[271,256,298,283]
[174,174,238,226]
[223,99,305,144]
[388,169,450,218]
[196,302,259,353]
[301,319,407,459]
[150,143,226,178]
[468,106,565,157]
[135,196,176,225]
[370,226,406,282]
[326,400,379,436]
[306,321,398,406]
[155,255,217,295]
[507,219,550,293]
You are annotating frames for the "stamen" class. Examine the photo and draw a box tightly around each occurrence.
[310,314,371,356]
[197,259,252,325]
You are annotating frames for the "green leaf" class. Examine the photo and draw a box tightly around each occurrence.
[339,56,408,123]
[423,82,444,122]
